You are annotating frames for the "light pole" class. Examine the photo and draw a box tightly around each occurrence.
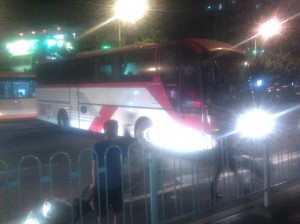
[114,0,148,46]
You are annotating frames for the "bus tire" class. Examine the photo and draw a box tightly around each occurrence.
[57,110,70,131]
[134,118,152,149]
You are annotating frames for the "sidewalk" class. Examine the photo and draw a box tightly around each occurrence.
[6,179,300,224]
[186,179,300,224]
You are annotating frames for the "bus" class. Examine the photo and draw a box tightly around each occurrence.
[0,72,37,120]
[36,39,255,151]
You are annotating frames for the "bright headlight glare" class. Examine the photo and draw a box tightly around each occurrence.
[24,216,40,224]
[148,123,215,152]
[236,109,274,138]
[42,201,51,217]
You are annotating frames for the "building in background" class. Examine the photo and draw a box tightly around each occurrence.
[4,26,77,72]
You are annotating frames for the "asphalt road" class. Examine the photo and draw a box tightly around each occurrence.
[0,118,103,166]
[0,119,106,222]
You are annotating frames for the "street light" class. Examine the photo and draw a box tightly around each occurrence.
[254,18,281,54]
[258,18,281,39]
[114,0,148,46]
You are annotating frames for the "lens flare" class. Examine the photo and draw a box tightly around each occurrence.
[114,0,148,23]
[148,123,215,152]
[236,109,275,138]
[42,201,51,217]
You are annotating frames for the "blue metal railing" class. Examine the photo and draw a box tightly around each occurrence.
[1,128,300,223]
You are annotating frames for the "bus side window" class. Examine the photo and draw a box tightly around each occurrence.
[11,79,35,98]
[123,62,138,80]
[95,57,112,82]
[180,63,202,113]
[74,59,95,83]
[180,45,202,113]
[204,63,230,108]
[57,61,72,84]
[160,47,178,109]
[0,81,4,98]
[122,50,155,81]
[0,80,12,99]
[111,54,121,81]
[39,63,55,84]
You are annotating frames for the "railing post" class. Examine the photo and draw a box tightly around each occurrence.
[149,152,158,224]
[263,140,271,208]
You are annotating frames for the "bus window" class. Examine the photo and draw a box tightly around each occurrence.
[180,45,202,113]
[0,80,12,99]
[203,52,250,108]
[160,47,178,109]
[95,57,113,82]
[180,62,202,113]
[161,47,177,81]
[74,59,95,83]
[58,61,73,84]
[121,50,155,81]
[12,79,35,98]
[0,79,35,99]
[37,63,54,84]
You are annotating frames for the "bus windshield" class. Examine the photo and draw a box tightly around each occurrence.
[203,52,251,108]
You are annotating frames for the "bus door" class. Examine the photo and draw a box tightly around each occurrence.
[178,44,204,131]
[178,60,203,128]
[179,61,202,113]
[202,55,252,134]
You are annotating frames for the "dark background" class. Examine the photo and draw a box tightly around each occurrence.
[1,0,299,45]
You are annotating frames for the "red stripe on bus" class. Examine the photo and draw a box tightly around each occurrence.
[88,106,117,132]
[146,83,212,132]
[145,84,173,109]
[38,82,213,133]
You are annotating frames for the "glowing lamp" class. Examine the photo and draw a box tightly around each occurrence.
[259,19,281,39]
[114,0,148,23]
[236,109,275,138]
[148,123,215,152]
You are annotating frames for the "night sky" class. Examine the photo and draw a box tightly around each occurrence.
[1,0,299,49]
[2,0,207,40]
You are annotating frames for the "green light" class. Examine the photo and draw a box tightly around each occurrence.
[101,44,112,50]
[66,42,73,50]
[57,40,64,47]
[46,39,57,48]
[6,39,39,56]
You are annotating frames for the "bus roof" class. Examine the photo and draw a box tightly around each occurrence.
[76,39,244,57]
[37,38,244,64]
[184,39,244,54]
[0,72,35,78]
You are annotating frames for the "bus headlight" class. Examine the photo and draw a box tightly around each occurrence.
[24,212,40,224]
[236,109,275,138]
[148,124,215,152]
[42,201,52,218]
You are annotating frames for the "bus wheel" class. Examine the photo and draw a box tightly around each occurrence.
[135,119,153,149]
[57,110,70,130]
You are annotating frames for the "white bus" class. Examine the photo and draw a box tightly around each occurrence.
[36,39,253,151]
[0,72,37,120]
